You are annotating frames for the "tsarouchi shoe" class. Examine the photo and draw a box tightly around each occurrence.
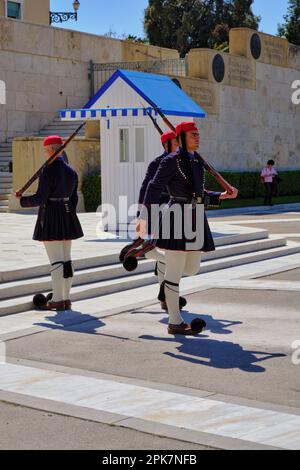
[39,301,66,311]
[168,319,206,336]
[168,322,197,336]
[64,300,72,310]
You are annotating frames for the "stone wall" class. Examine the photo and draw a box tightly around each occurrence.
[0,17,178,142]
[24,0,50,26]
[3,22,300,178]
[180,29,300,171]
[10,137,100,212]
[0,0,50,25]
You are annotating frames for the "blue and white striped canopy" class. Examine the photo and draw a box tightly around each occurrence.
[60,107,159,121]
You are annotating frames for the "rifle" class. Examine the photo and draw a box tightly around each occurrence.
[16,123,85,197]
[144,107,164,136]
[145,105,234,196]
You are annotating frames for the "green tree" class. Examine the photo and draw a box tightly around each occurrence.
[278,0,300,45]
[229,0,260,30]
[124,35,149,44]
[144,0,260,55]
[212,23,230,51]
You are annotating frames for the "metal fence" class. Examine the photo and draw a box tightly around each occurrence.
[89,58,188,98]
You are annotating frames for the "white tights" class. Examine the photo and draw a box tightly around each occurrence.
[44,241,73,302]
[146,249,201,325]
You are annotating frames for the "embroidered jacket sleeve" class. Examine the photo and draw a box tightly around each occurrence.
[20,168,52,208]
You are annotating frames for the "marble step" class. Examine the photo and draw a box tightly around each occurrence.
[0,236,287,301]
[0,161,12,168]
[0,181,12,189]
[0,272,156,316]
[0,239,298,317]
[0,146,12,150]
[0,199,8,207]
[0,166,10,172]
[0,189,11,199]
[0,178,13,184]
[0,153,12,162]
[0,144,12,150]
[0,198,10,205]
[0,258,155,301]
[0,174,12,181]
[0,206,9,213]
[0,229,270,283]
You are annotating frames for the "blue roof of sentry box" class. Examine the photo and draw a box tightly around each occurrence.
[84,69,206,118]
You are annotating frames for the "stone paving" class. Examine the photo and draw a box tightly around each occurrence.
[0,207,299,450]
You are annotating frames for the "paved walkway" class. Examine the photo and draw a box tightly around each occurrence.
[0,210,299,450]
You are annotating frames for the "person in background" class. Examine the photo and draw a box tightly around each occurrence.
[261,160,278,206]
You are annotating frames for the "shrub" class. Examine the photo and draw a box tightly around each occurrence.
[81,173,101,212]
[205,170,300,198]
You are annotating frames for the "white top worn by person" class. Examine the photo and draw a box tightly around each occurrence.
[261,165,278,183]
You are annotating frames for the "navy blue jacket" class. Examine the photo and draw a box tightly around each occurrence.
[142,149,221,210]
[140,148,221,252]
[20,157,79,209]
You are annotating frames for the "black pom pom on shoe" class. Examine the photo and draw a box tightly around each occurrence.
[191,318,206,333]
[123,257,138,272]
[46,293,53,303]
[33,294,47,307]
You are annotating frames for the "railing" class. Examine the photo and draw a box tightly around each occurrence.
[89,58,188,98]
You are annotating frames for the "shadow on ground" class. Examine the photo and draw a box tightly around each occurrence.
[34,310,105,335]
[34,310,135,342]
[136,310,286,373]
[140,333,286,373]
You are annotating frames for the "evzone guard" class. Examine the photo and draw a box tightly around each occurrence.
[120,130,187,311]
[134,121,238,336]
[15,135,84,311]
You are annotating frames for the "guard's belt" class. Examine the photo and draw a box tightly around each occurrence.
[170,196,205,204]
[49,198,70,202]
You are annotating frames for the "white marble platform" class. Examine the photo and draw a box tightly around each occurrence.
[0,361,299,450]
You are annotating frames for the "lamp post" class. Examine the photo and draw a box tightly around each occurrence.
[50,1,80,25]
